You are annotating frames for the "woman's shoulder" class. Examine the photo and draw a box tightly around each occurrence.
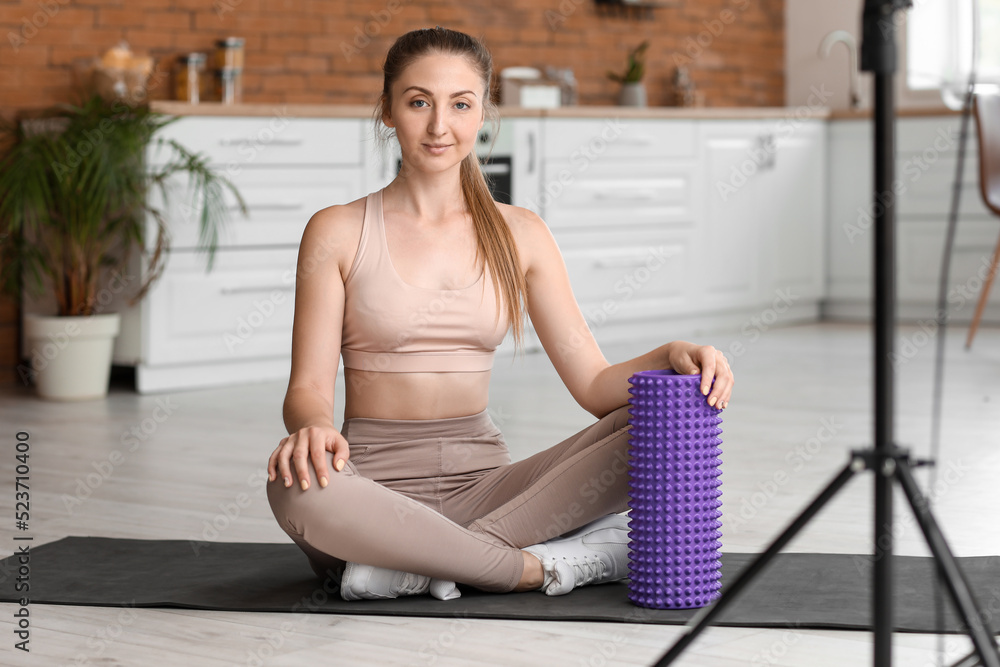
[305,195,367,236]
[495,202,559,260]
[495,202,547,236]
[297,195,369,278]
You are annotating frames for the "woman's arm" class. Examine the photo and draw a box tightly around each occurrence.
[267,204,360,490]
[514,208,734,418]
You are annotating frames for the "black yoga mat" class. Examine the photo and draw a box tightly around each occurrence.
[2,536,999,634]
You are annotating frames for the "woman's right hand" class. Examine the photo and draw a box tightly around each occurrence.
[267,425,350,491]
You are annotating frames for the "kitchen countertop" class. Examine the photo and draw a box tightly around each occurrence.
[829,106,961,119]
[150,101,964,121]
[149,101,832,120]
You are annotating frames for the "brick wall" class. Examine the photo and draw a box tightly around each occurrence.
[0,0,785,384]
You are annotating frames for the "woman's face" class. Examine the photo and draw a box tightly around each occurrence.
[384,52,486,174]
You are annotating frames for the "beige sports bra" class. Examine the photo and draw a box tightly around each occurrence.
[340,189,509,373]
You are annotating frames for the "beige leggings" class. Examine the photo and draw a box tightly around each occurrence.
[266,405,632,593]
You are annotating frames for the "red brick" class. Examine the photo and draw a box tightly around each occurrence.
[96,7,146,28]
[0,44,48,66]
[144,11,193,31]
[122,28,177,51]
[50,44,103,65]
[286,54,328,73]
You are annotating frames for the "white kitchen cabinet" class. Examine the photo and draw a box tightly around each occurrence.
[700,119,826,314]
[118,116,372,393]
[758,121,827,302]
[539,118,702,344]
[536,116,825,347]
[116,110,833,393]
[826,116,1000,323]
[698,122,764,310]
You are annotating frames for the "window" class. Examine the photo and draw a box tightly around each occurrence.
[906,0,1000,105]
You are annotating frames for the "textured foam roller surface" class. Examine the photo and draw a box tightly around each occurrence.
[626,369,723,609]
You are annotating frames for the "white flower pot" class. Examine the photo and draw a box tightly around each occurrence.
[23,313,121,401]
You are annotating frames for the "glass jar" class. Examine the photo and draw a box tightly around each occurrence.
[174,53,207,103]
[214,68,243,104]
[214,37,245,71]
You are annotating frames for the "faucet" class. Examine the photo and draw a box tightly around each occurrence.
[819,29,862,109]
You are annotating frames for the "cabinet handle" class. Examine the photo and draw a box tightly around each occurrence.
[218,137,304,147]
[527,130,536,174]
[593,255,659,269]
[617,135,656,146]
[756,133,777,170]
[220,285,295,295]
[229,202,305,211]
[593,189,658,201]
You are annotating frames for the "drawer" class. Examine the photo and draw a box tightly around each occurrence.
[149,167,363,249]
[540,159,699,229]
[149,116,363,167]
[895,154,991,219]
[145,248,298,365]
[543,119,697,160]
[555,229,694,322]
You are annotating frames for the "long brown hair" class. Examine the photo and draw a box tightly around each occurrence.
[374,27,526,348]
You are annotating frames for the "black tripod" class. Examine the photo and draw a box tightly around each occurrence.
[654,2,1000,665]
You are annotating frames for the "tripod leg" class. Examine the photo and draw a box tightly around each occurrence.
[894,462,1000,667]
[653,458,862,666]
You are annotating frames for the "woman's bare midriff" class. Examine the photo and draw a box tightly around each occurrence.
[343,368,492,420]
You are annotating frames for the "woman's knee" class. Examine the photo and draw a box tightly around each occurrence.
[266,468,352,537]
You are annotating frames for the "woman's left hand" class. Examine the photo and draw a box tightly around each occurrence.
[666,341,734,409]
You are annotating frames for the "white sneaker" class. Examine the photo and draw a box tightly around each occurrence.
[339,562,461,601]
[523,514,630,596]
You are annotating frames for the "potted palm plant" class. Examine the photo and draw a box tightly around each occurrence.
[0,93,245,400]
[607,40,650,107]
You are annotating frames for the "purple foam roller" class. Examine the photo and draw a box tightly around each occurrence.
[626,369,723,609]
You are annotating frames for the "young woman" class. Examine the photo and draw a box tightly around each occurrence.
[266,27,733,601]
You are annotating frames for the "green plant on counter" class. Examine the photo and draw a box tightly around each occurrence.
[0,93,246,317]
[607,40,650,84]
